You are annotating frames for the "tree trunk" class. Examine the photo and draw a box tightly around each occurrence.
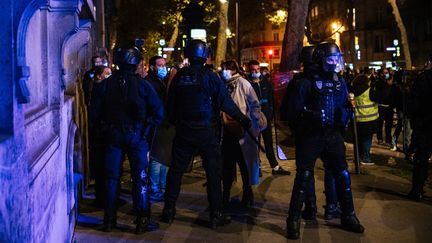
[279,0,311,72]
[215,1,228,68]
[388,0,412,69]
[347,0,357,70]
[166,12,182,61]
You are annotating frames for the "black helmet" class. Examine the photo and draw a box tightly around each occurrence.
[312,42,344,73]
[184,39,209,60]
[113,46,142,66]
[299,45,316,66]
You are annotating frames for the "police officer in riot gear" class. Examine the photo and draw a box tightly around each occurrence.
[281,45,340,223]
[285,42,364,239]
[306,46,341,221]
[161,39,251,229]
[90,46,164,234]
[408,56,432,201]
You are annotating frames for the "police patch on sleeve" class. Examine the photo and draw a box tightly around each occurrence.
[315,80,323,90]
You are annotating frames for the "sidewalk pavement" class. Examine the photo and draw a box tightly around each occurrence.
[74,139,432,242]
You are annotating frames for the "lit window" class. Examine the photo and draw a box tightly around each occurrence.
[311,6,319,20]
[353,8,356,29]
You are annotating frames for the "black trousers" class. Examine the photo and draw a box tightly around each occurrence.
[222,135,250,195]
[165,126,223,213]
[289,128,354,219]
[260,118,279,168]
[377,106,394,143]
[88,124,106,204]
[104,127,150,219]
[411,131,432,191]
[295,129,348,172]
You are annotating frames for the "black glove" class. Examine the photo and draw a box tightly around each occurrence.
[238,115,252,130]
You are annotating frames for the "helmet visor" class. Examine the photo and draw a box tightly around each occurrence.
[323,54,344,73]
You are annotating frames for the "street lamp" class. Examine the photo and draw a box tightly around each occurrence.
[268,49,273,71]
[226,28,233,38]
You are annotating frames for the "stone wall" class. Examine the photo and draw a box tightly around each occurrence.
[0,0,97,242]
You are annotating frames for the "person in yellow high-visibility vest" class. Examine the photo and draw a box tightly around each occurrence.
[350,74,379,165]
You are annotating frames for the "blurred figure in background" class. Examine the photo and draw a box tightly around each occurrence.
[220,60,267,212]
[145,56,174,202]
[349,74,379,165]
[375,68,395,146]
[88,65,112,207]
[246,60,290,176]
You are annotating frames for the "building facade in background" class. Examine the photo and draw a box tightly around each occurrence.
[0,0,104,242]
[242,0,432,71]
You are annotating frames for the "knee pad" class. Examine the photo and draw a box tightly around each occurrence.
[336,169,351,189]
[296,170,314,190]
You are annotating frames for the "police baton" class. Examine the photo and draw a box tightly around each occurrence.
[245,128,267,153]
[349,93,361,174]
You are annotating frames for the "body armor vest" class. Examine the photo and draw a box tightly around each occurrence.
[174,67,214,124]
[306,76,346,128]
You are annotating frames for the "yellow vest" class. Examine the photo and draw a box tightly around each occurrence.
[354,88,379,122]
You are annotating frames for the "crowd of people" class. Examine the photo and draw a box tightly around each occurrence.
[80,40,432,239]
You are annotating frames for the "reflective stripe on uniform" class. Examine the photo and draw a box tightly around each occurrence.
[354,88,379,122]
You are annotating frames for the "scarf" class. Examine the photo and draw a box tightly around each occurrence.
[225,73,241,95]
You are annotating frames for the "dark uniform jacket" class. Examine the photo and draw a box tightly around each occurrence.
[287,72,351,133]
[89,71,164,131]
[167,65,245,128]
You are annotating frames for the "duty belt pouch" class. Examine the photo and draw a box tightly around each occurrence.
[222,112,244,139]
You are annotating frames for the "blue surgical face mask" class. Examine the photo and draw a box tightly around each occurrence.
[157,67,167,79]
[251,72,261,79]
[384,73,390,79]
[222,70,232,81]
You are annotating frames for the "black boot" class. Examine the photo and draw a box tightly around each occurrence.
[286,170,313,239]
[102,215,117,232]
[324,169,339,220]
[135,216,160,234]
[102,179,119,232]
[302,207,317,222]
[408,159,427,201]
[241,185,254,210]
[302,174,317,223]
[324,203,340,220]
[209,211,231,229]
[341,214,364,233]
[408,188,423,201]
[335,170,364,234]
[286,218,301,239]
[160,204,176,224]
